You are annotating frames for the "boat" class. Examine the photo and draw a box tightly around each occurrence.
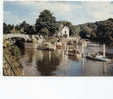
[86,54,111,62]
[38,42,56,51]
[56,42,62,49]
[67,47,81,59]
[86,44,111,62]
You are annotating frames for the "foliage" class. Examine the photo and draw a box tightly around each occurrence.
[9,44,22,57]
[79,25,92,38]
[95,19,113,44]
[79,18,113,45]
[3,23,14,34]
[35,9,57,36]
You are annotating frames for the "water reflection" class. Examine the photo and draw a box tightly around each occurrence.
[20,44,113,76]
[36,51,61,76]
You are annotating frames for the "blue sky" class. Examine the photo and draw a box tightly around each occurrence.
[4,1,113,25]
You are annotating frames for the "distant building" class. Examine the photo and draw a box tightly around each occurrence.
[58,24,70,38]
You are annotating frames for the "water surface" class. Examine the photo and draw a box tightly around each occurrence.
[20,42,113,76]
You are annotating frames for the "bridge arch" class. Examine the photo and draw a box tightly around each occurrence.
[3,34,31,41]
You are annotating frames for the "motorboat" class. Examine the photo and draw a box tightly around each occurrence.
[38,42,56,51]
[56,42,62,49]
[86,44,111,62]
[86,54,111,62]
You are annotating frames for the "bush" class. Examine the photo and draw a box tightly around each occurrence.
[10,45,22,57]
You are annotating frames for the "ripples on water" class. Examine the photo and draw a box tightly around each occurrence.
[20,43,113,76]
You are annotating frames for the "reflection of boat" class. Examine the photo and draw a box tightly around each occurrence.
[38,42,56,51]
[86,44,111,62]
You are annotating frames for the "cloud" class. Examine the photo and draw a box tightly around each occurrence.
[82,2,113,21]
[6,1,82,24]
[17,1,82,16]
[32,2,82,22]
[4,11,21,24]
[4,1,113,25]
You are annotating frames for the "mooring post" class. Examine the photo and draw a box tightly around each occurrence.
[81,41,84,58]
[103,44,106,57]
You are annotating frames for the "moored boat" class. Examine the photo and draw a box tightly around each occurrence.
[38,42,56,51]
[56,42,62,49]
[86,54,111,62]
[86,44,111,62]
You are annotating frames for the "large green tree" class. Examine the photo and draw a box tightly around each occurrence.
[96,20,113,44]
[35,9,57,36]
[19,21,30,33]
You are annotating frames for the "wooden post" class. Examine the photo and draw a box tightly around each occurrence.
[81,41,84,58]
[49,51,51,61]
[103,44,106,57]
[32,35,38,48]
[81,56,85,73]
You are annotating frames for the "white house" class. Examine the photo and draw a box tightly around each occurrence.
[58,24,70,38]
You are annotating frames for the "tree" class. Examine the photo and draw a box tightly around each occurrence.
[96,21,113,44]
[35,9,57,36]
[15,25,21,32]
[39,27,49,36]
[19,21,30,33]
[20,21,27,29]
[3,23,14,34]
[25,25,35,35]
[79,25,92,38]
[3,23,8,34]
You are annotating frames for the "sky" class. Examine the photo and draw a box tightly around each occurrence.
[4,1,113,25]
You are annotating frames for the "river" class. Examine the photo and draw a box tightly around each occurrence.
[19,42,113,76]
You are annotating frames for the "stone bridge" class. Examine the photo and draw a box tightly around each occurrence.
[3,33,44,48]
[3,33,41,41]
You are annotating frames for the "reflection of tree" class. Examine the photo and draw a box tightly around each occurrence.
[36,51,61,76]
[25,48,34,63]
[27,53,33,63]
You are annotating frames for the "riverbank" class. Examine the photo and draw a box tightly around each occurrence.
[3,39,24,76]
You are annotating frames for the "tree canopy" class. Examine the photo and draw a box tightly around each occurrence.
[3,23,14,34]
[35,9,57,36]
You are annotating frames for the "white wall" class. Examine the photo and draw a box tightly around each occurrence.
[61,26,69,38]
